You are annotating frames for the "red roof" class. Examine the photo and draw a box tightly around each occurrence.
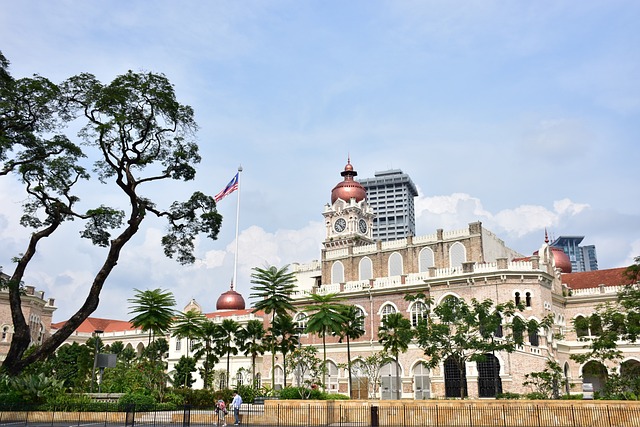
[51,317,139,333]
[562,267,631,290]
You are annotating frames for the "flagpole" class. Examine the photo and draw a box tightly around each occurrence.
[232,165,242,291]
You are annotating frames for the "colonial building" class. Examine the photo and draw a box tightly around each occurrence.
[257,160,639,399]
[0,272,57,362]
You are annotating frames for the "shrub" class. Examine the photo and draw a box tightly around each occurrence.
[118,392,156,410]
[560,393,584,400]
[10,373,64,404]
[323,393,349,400]
[496,392,521,400]
[525,392,547,400]
[236,385,259,403]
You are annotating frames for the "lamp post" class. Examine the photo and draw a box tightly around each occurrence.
[90,329,104,393]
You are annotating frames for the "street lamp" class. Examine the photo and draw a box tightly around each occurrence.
[90,329,104,393]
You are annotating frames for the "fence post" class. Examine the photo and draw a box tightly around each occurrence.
[370,405,379,427]
[182,404,191,427]
[125,404,135,427]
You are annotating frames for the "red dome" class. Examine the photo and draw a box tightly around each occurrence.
[216,289,246,310]
[550,246,572,273]
[331,160,366,204]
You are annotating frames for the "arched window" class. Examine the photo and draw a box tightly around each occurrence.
[410,302,427,327]
[494,314,503,338]
[295,312,308,331]
[175,338,182,351]
[574,315,602,337]
[515,292,521,306]
[380,304,397,321]
[388,252,403,276]
[525,292,532,307]
[274,366,284,390]
[359,257,373,280]
[413,363,430,400]
[419,248,434,272]
[449,242,466,268]
[512,317,525,344]
[2,326,10,342]
[331,261,345,284]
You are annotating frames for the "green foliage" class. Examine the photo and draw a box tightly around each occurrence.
[250,265,297,320]
[171,356,197,389]
[560,393,583,400]
[118,392,157,409]
[0,59,222,377]
[523,359,570,399]
[525,392,548,400]
[50,342,92,390]
[287,346,323,389]
[496,392,522,400]
[128,288,177,344]
[235,384,259,403]
[278,386,324,400]
[9,373,65,404]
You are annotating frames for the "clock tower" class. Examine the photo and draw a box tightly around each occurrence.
[323,159,374,249]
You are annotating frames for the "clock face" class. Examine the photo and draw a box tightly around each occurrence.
[334,218,346,233]
[358,219,368,234]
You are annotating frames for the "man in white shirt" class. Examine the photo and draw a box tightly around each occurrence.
[231,391,243,425]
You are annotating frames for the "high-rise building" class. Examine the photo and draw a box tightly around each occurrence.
[358,169,418,242]
[551,236,599,272]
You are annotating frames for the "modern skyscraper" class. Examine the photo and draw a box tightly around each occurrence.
[358,169,418,242]
[550,236,599,272]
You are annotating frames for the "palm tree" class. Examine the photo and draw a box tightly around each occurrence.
[128,288,177,346]
[192,320,221,389]
[236,319,266,389]
[250,265,296,384]
[338,305,366,398]
[271,314,299,387]
[304,293,347,391]
[215,318,240,388]
[378,312,414,399]
[172,309,206,357]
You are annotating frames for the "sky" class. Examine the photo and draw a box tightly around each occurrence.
[1,1,639,323]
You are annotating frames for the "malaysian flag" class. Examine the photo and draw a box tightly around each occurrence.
[214,173,239,203]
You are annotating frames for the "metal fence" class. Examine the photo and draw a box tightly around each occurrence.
[2,403,640,427]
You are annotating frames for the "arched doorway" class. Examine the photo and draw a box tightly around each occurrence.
[412,363,430,400]
[380,362,401,400]
[351,360,369,399]
[477,354,502,397]
[582,360,607,393]
[444,357,467,398]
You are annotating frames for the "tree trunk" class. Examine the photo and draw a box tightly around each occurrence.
[347,335,353,398]
[2,210,143,376]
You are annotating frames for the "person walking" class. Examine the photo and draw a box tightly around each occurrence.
[215,399,227,427]
[231,391,243,425]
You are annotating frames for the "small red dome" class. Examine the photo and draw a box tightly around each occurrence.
[331,160,366,204]
[216,289,246,310]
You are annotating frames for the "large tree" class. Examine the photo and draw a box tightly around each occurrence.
[303,293,347,392]
[0,57,222,375]
[192,320,221,389]
[378,312,413,400]
[410,294,524,398]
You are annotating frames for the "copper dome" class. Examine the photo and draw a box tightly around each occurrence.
[550,246,572,273]
[216,289,246,311]
[331,159,366,204]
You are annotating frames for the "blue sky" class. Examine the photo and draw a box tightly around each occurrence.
[1,1,639,322]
